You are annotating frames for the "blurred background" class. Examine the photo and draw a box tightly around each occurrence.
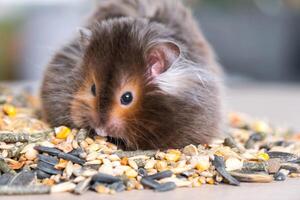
[0,0,299,82]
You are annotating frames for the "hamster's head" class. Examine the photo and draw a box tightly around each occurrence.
[70,18,220,150]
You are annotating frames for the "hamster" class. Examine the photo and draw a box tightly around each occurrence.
[41,0,223,150]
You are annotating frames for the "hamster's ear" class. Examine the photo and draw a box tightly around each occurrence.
[77,27,92,49]
[146,42,180,77]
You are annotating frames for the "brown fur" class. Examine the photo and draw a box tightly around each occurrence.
[41,0,223,150]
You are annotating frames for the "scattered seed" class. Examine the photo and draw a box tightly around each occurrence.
[115,150,157,158]
[34,146,61,156]
[57,152,85,165]
[37,161,62,175]
[0,158,16,174]
[145,170,173,180]
[274,171,286,181]
[92,173,121,184]
[37,154,59,166]
[155,182,176,192]
[242,161,267,172]
[140,178,160,189]
[0,185,50,195]
[8,170,35,186]
[108,181,126,193]
[267,151,298,162]
[230,171,273,183]
[74,177,92,195]
[36,169,51,179]
[51,182,76,193]
[212,155,240,186]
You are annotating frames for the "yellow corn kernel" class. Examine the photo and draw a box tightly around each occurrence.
[55,126,71,139]
[125,168,138,178]
[257,152,269,161]
[165,149,181,162]
[3,104,16,117]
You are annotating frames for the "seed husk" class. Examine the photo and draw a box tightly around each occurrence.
[140,177,160,189]
[145,170,173,180]
[0,173,14,185]
[267,151,298,162]
[37,161,62,175]
[138,168,148,177]
[0,158,16,174]
[36,169,51,179]
[108,181,126,193]
[57,152,85,165]
[51,182,76,193]
[155,182,176,192]
[212,155,240,186]
[92,172,121,184]
[69,148,84,158]
[266,158,281,174]
[115,150,157,158]
[0,185,50,195]
[76,129,88,143]
[242,161,267,172]
[34,146,61,156]
[230,171,273,183]
[274,171,286,181]
[223,137,239,150]
[8,170,35,186]
[74,177,92,195]
[37,154,59,166]
[245,133,265,149]
[280,163,300,173]
[0,130,52,143]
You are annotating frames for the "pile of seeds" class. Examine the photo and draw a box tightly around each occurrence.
[0,85,300,195]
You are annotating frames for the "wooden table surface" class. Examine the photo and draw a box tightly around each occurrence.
[1,81,300,200]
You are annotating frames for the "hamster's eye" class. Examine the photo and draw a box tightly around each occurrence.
[120,91,133,106]
[91,84,96,96]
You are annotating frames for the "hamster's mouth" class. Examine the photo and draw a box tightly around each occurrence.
[95,128,108,137]
[94,128,126,149]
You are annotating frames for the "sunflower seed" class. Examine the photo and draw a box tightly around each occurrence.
[34,146,61,156]
[37,161,62,175]
[92,173,121,184]
[267,151,298,162]
[145,170,173,180]
[155,182,176,192]
[8,170,35,186]
[36,170,51,179]
[108,181,126,192]
[115,150,157,158]
[57,152,85,165]
[230,171,273,183]
[0,173,14,185]
[140,177,160,189]
[212,155,240,186]
[74,177,92,195]
[37,154,58,166]
[0,185,50,195]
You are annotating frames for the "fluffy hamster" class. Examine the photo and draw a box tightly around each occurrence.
[41,0,223,150]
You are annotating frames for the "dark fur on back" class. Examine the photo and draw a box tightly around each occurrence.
[41,0,223,150]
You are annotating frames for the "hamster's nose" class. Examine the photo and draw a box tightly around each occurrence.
[95,128,108,137]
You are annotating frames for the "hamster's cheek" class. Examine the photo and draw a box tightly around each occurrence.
[70,82,98,127]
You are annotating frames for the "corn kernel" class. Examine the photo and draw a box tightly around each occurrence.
[257,152,269,161]
[125,168,138,178]
[55,126,71,139]
[165,149,181,162]
[3,104,16,117]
